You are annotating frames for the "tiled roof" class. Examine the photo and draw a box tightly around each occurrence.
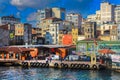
[0,47,32,53]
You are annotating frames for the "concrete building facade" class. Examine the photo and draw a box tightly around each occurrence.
[52,7,65,20]
[114,5,120,24]
[0,25,9,46]
[83,22,97,39]
[100,2,114,23]
[66,13,82,33]
[24,23,32,45]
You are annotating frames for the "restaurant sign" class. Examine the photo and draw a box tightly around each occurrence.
[111,55,120,63]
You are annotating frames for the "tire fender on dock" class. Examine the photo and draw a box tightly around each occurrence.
[54,63,59,68]
[92,64,97,70]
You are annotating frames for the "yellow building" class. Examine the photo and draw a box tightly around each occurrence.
[72,28,78,45]
[15,24,24,36]
[14,23,24,45]
[99,35,111,41]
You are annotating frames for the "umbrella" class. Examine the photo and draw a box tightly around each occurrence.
[98,49,115,54]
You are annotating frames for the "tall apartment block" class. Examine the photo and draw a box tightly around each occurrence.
[52,7,65,20]
[100,2,114,23]
[37,8,52,23]
[24,23,32,45]
[66,13,82,34]
[37,7,65,26]
[114,5,120,24]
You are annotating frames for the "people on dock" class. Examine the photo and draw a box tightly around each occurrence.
[49,56,52,63]
[46,57,48,63]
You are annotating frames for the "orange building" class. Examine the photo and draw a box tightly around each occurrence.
[62,34,73,45]
[30,48,38,58]
[0,47,32,60]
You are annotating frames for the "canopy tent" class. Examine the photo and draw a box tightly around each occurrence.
[98,49,116,54]
[0,46,32,53]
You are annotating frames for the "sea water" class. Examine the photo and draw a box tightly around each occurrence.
[0,67,120,80]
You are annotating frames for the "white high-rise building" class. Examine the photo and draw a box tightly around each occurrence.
[100,2,114,23]
[115,5,120,24]
[87,10,101,25]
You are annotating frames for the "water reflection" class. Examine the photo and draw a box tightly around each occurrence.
[0,67,120,80]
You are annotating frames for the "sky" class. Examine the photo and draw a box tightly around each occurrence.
[0,0,120,27]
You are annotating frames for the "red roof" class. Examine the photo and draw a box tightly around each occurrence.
[98,49,115,54]
[0,47,32,53]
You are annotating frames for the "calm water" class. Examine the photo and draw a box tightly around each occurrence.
[0,67,120,80]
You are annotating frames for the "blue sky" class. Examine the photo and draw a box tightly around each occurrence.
[0,0,120,27]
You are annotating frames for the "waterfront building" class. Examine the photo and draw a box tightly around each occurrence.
[66,13,82,34]
[0,15,20,25]
[0,24,9,46]
[24,23,32,45]
[83,21,97,39]
[76,39,120,55]
[100,2,115,23]
[0,47,32,60]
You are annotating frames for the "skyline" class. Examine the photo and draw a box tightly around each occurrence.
[0,0,120,27]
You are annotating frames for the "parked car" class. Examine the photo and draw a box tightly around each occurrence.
[51,55,59,60]
[65,54,80,61]
[80,55,91,61]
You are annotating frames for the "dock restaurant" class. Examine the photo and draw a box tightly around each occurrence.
[76,39,120,63]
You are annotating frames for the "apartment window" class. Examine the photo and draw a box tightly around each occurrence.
[52,28,54,31]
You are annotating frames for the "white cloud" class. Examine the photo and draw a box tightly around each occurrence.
[16,12,21,17]
[27,12,37,21]
[10,0,57,9]
[26,12,37,27]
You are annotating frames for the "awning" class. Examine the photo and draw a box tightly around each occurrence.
[98,49,116,54]
[0,46,32,53]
